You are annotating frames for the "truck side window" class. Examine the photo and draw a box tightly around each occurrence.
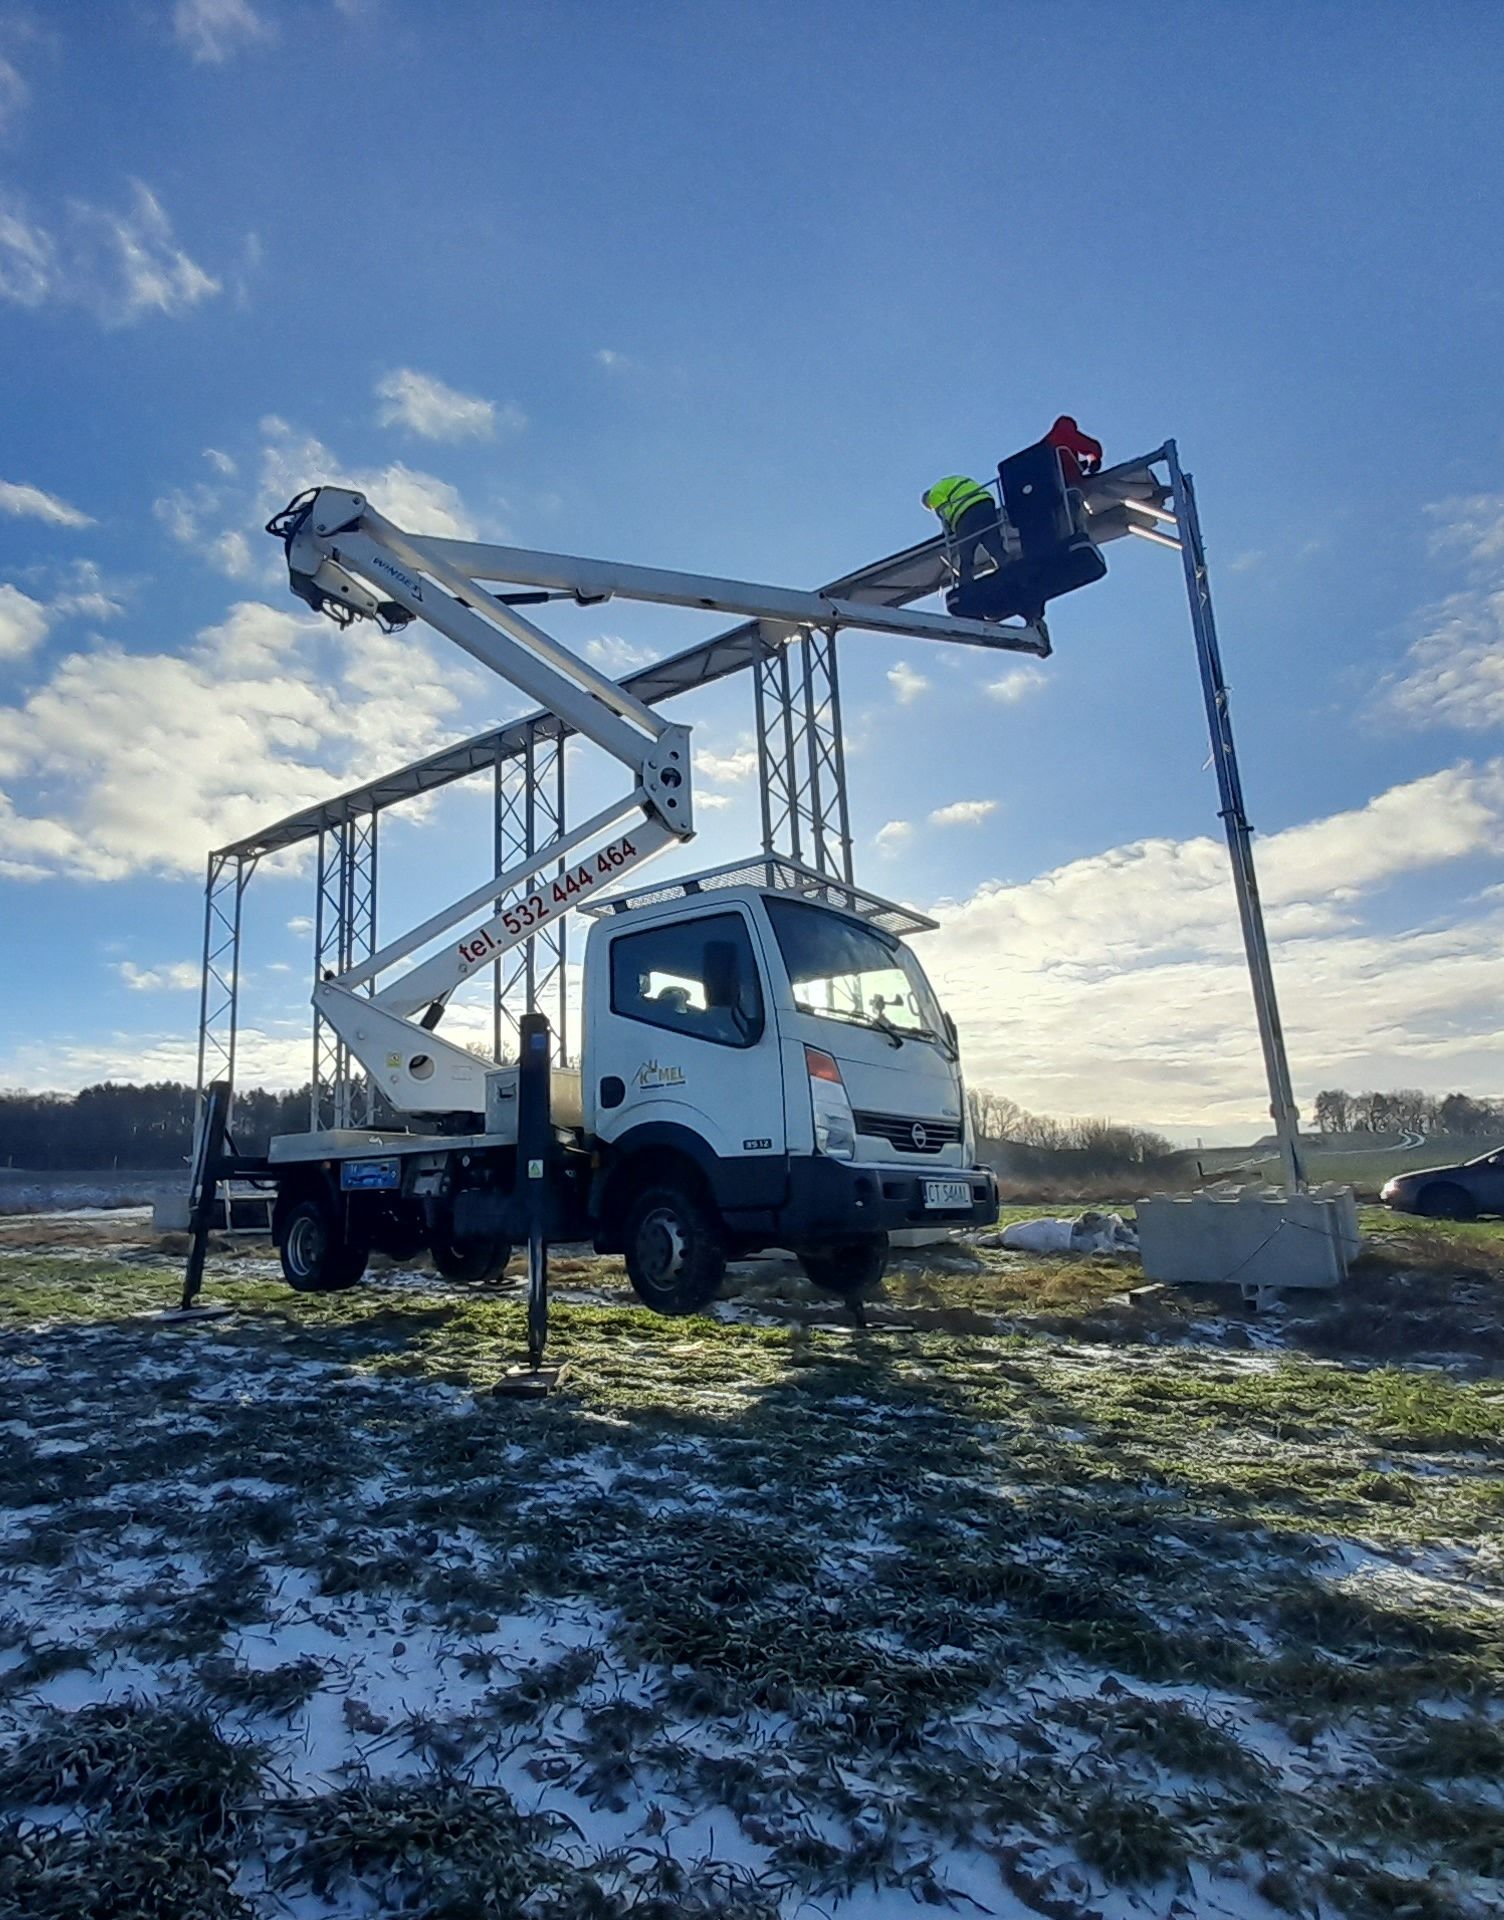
[609,912,764,1049]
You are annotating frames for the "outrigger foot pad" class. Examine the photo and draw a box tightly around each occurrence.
[493,1363,567,1399]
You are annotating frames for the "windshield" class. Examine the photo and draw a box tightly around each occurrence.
[764,896,949,1043]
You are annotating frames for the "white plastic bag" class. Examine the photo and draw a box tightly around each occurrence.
[999,1217,1079,1253]
[998,1210,1138,1255]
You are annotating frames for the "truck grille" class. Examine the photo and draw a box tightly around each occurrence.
[852,1111,962,1156]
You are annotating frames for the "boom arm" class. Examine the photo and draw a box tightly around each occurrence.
[270,484,1042,1116]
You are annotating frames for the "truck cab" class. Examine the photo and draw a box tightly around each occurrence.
[579,866,995,1311]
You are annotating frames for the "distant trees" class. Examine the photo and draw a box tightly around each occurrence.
[0,1082,313,1170]
[1310,1086,1504,1137]
[966,1089,1176,1172]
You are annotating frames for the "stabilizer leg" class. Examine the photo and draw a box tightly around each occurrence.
[494,1013,564,1397]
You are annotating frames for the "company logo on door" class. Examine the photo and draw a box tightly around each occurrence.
[636,1059,685,1089]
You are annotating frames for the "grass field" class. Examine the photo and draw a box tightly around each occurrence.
[1,1210,1501,1917]
[1189,1136,1504,1198]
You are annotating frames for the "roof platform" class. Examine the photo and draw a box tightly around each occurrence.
[216,451,1168,861]
[579,852,937,937]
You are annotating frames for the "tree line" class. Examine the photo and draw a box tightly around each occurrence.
[1310,1088,1504,1137]
[966,1089,1177,1173]
[0,1083,312,1171]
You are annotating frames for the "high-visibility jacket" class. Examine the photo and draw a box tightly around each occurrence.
[923,475,993,529]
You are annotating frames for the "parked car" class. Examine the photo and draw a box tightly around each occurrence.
[1380,1149,1504,1220]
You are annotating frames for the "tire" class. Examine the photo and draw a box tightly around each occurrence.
[1417,1183,1477,1222]
[623,1180,726,1315]
[430,1228,513,1284]
[280,1196,369,1293]
[799,1237,888,1299]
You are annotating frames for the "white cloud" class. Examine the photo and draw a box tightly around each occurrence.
[0,197,53,306]
[204,447,237,476]
[925,759,1504,1129]
[172,0,275,63]
[258,415,480,540]
[697,792,732,811]
[1426,490,1504,572]
[1374,494,1504,734]
[153,487,207,545]
[887,661,929,704]
[115,959,201,992]
[595,348,629,370]
[987,664,1047,704]
[71,180,220,325]
[0,56,26,139]
[586,635,654,673]
[0,583,50,660]
[156,480,265,579]
[693,745,758,783]
[154,415,485,589]
[0,598,465,880]
[375,367,517,442]
[287,915,314,936]
[49,560,126,623]
[0,480,93,528]
[929,799,997,827]
[875,819,913,854]
[1377,584,1504,734]
[207,529,256,579]
[0,180,221,326]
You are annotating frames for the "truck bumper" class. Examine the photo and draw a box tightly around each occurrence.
[765,1157,997,1246]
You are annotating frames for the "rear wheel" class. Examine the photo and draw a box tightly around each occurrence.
[799,1237,888,1299]
[623,1180,726,1315]
[1418,1182,1477,1222]
[280,1196,369,1293]
[430,1227,513,1284]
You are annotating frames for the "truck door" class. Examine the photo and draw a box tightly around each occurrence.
[589,906,785,1170]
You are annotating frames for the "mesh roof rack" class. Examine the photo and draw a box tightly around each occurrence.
[579,853,938,936]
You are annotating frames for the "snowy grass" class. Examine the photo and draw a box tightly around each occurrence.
[0,1215,1500,1915]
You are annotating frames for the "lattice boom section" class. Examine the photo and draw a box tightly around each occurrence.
[311,814,378,1129]
[753,628,852,883]
[494,726,568,1065]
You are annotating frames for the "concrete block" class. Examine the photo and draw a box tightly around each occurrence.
[1136,1186,1357,1292]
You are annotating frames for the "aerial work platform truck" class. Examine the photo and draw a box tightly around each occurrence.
[184,436,1330,1323]
[190,484,1077,1318]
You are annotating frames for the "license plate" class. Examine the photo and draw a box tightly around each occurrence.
[924,1179,972,1210]
[341,1158,400,1191]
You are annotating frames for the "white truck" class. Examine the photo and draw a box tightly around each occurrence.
[229,485,1021,1314]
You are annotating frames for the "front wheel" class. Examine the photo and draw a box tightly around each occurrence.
[280,1196,369,1293]
[1417,1183,1477,1222]
[430,1227,513,1284]
[799,1237,888,1299]
[623,1181,726,1315]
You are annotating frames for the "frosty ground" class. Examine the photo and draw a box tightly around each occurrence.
[0,1210,1500,1919]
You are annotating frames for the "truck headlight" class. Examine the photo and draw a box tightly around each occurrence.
[805,1045,856,1161]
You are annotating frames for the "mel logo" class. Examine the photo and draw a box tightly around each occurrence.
[636,1060,686,1089]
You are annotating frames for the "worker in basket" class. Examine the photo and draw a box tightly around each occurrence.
[927,417,1108,624]
[1044,415,1103,485]
[921,475,1009,585]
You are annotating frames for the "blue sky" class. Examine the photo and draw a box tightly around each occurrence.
[1,0,1502,1138]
